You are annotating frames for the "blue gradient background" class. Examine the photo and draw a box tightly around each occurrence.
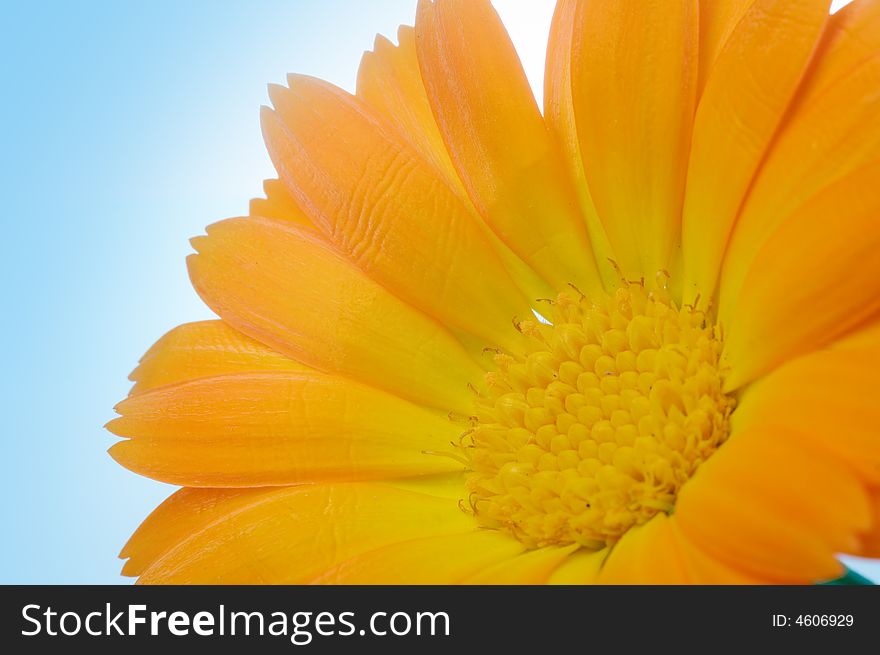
[1,0,875,584]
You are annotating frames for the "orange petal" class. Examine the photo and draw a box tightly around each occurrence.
[249,178,314,228]
[120,487,277,577]
[675,426,868,582]
[719,55,880,323]
[697,0,756,94]
[722,162,880,389]
[545,548,607,584]
[357,25,555,302]
[127,320,308,395]
[733,347,880,483]
[599,512,767,584]
[356,27,463,199]
[570,0,698,280]
[415,0,601,295]
[462,544,579,584]
[309,530,523,584]
[795,0,880,109]
[833,315,880,351]
[136,482,474,584]
[187,217,483,413]
[670,521,766,584]
[263,78,531,353]
[681,0,830,306]
[597,514,691,584]
[544,0,616,290]
[862,489,880,557]
[108,370,462,487]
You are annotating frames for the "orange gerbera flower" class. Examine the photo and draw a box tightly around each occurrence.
[108,0,880,584]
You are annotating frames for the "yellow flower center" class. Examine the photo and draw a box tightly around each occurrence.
[464,281,734,549]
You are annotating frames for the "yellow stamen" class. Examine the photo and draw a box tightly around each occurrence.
[465,282,734,549]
